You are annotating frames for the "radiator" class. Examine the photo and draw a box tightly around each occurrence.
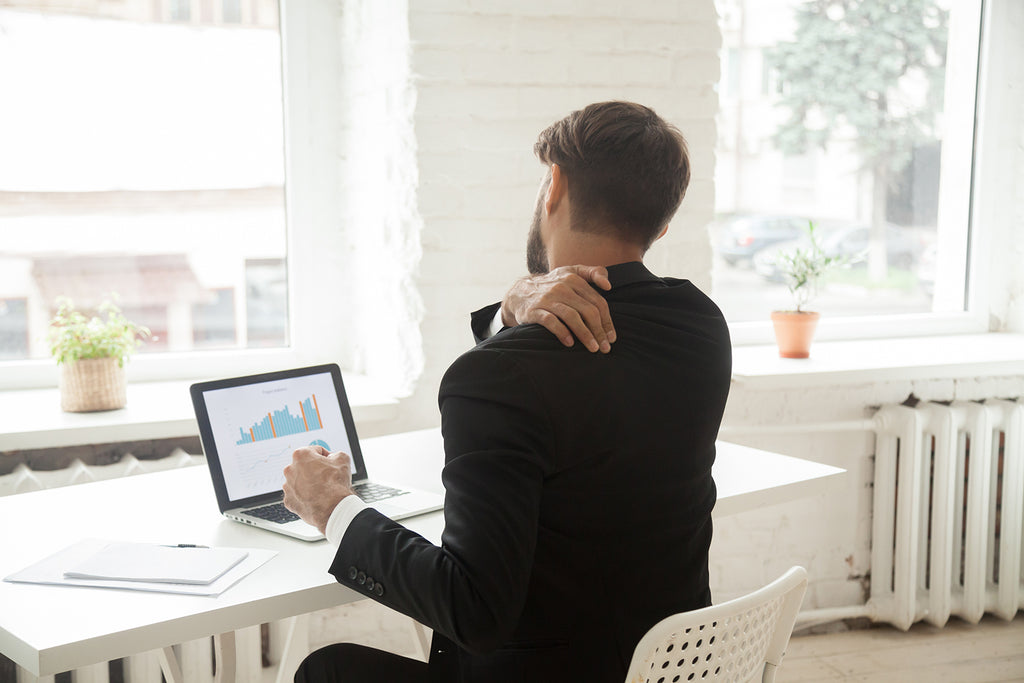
[0,450,202,498]
[870,399,1024,630]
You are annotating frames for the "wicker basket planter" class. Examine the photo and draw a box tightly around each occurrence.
[60,357,127,412]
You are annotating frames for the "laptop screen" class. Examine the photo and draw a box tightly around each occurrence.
[191,364,367,510]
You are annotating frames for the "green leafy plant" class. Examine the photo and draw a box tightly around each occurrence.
[48,297,150,367]
[776,221,844,313]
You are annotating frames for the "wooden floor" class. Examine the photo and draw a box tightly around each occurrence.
[779,614,1024,682]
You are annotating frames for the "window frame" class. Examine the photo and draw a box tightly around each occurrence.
[722,0,1016,346]
[0,0,347,391]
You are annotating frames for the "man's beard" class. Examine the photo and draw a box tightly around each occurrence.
[526,196,548,274]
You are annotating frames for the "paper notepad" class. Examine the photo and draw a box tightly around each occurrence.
[63,542,248,585]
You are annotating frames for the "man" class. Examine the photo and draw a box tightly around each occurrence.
[283,101,732,682]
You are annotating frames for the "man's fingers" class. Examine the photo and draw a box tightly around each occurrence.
[563,265,611,291]
[570,288,613,349]
[530,310,575,347]
[544,281,612,353]
[327,451,354,475]
[551,302,603,352]
[603,316,617,344]
[291,446,319,462]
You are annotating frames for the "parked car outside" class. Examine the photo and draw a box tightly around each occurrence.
[712,213,811,267]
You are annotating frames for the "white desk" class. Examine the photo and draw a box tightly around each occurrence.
[0,429,844,681]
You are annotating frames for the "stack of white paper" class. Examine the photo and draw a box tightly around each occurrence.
[3,539,276,596]
[64,542,248,585]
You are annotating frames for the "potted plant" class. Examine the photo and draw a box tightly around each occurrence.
[49,297,150,412]
[770,221,842,358]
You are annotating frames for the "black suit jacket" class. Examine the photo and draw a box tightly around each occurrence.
[330,262,732,682]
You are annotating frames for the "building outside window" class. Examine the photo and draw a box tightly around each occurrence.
[0,299,28,360]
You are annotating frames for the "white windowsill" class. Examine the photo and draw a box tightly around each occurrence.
[3,334,1021,452]
[731,332,1024,389]
[0,374,399,452]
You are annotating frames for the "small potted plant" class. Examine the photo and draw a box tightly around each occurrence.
[49,296,150,412]
[770,221,842,358]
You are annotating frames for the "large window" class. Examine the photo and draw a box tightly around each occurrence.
[0,1,288,366]
[0,1,422,395]
[712,0,983,340]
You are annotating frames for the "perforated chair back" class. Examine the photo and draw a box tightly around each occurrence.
[624,566,807,683]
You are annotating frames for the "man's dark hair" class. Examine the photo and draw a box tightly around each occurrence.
[533,101,690,249]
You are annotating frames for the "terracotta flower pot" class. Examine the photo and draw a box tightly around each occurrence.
[60,357,127,412]
[770,311,820,359]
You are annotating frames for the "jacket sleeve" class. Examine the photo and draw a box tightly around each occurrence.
[329,347,553,654]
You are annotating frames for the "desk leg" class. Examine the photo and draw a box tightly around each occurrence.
[213,631,236,683]
[272,614,310,683]
[70,662,109,683]
[233,625,262,681]
[124,651,162,683]
[179,638,215,683]
[157,646,184,683]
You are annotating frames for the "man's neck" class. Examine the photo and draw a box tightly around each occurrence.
[547,230,644,270]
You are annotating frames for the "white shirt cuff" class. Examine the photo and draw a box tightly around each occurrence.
[325,495,369,547]
[487,308,504,338]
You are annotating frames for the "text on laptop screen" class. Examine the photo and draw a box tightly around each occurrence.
[201,371,356,501]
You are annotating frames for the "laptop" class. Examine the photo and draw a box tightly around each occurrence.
[190,364,444,542]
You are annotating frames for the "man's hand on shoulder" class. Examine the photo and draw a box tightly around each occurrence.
[500,265,616,353]
[283,446,355,534]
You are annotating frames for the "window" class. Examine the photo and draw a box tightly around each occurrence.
[0,1,288,372]
[712,0,986,342]
[0,1,422,395]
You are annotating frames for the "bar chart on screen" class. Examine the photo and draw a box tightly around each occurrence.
[235,394,323,445]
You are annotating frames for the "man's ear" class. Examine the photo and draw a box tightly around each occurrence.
[654,224,669,241]
[545,164,568,215]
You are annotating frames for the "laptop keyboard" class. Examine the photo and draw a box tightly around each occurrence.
[353,481,409,503]
[244,502,299,524]
[243,483,409,525]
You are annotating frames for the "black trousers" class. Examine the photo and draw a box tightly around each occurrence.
[294,643,429,683]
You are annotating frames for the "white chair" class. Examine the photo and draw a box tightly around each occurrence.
[625,566,808,683]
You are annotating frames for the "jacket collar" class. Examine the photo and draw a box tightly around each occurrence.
[606,261,663,289]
